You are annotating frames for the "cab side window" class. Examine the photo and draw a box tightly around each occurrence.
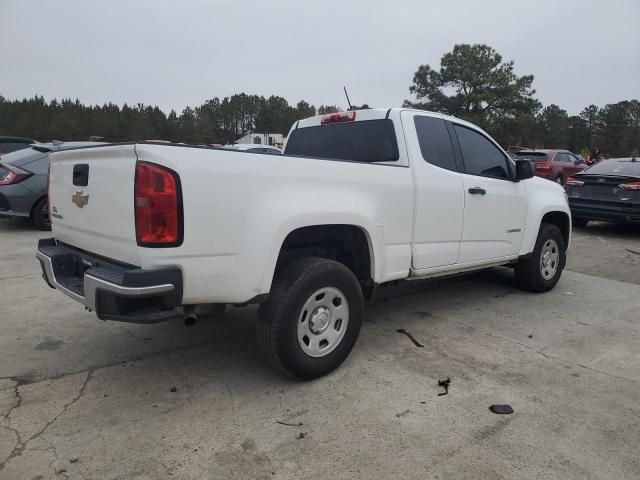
[414,116,457,171]
[453,124,510,179]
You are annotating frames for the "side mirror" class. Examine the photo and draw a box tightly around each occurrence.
[574,159,581,165]
[515,159,535,181]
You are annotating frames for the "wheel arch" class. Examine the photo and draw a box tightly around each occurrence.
[265,223,379,299]
[540,211,570,250]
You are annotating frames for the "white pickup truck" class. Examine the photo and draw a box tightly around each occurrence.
[37,108,571,379]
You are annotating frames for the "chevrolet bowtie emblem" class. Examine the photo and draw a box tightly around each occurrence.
[72,191,89,208]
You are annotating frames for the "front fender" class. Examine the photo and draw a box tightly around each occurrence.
[519,177,571,255]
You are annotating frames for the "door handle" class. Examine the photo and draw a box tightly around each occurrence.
[468,187,486,195]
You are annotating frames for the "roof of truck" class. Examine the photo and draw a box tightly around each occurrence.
[295,107,481,133]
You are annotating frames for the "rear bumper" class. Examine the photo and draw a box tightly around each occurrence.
[36,238,183,323]
[568,200,640,223]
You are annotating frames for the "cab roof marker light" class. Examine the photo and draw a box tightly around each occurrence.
[321,111,356,125]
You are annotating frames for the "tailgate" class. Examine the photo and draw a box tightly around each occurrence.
[49,144,140,266]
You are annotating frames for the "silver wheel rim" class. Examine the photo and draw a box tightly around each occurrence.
[297,287,349,358]
[540,238,560,281]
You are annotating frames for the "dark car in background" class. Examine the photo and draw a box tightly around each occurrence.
[513,149,587,185]
[565,158,640,226]
[0,142,98,230]
[0,137,35,158]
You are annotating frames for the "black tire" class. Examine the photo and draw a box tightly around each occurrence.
[31,197,51,231]
[515,223,566,292]
[554,175,564,186]
[572,217,589,228]
[257,257,364,380]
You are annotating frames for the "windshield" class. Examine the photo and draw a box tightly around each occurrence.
[581,158,640,178]
[514,151,549,162]
[285,119,399,163]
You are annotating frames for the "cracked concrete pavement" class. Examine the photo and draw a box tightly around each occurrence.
[0,219,639,479]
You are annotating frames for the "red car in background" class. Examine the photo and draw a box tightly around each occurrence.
[513,149,587,185]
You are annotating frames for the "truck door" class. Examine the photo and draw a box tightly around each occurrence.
[400,112,464,269]
[450,123,526,263]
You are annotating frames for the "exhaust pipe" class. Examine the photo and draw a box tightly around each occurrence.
[183,306,197,326]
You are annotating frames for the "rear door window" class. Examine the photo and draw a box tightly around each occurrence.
[453,125,510,179]
[284,119,399,163]
[413,116,457,171]
[554,153,570,162]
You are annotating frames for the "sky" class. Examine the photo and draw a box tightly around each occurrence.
[1,0,639,115]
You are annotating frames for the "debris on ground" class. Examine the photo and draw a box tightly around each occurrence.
[489,404,514,415]
[276,421,303,427]
[396,328,424,347]
[396,409,411,418]
[170,386,177,392]
[69,458,79,464]
[625,248,640,255]
[297,432,306,439]
[528,334,533,338]
[437,378,451,396]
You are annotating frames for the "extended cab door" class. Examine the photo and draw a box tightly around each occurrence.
[401,112,464,269]
[451,123,526,263]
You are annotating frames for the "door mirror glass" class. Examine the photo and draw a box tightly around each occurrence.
[515,159,535,181]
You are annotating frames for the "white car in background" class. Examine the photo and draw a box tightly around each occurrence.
[225,144,282,154]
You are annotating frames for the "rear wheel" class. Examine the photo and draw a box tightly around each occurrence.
[554,175,564,186]
[515,223,566,292]
[257,257,363,380]
[31,197,51,231]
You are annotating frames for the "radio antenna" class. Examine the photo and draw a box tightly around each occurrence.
[343,86,353,110]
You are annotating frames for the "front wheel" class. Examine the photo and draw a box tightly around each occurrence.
[515,223,566,292]
[257,257,363,380]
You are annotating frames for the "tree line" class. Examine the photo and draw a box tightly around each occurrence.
[0,94,340,146]
[1,43,638,156]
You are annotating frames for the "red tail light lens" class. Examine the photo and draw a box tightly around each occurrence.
[0,164,31,185]
[619,181,640,191]
[135,162,182,246]
[534,162,552,171]
[565,177,584,187]
[320,111,356,125]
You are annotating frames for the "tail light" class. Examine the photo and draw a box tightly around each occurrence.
[619,181,640,191]
[0,164,31,185]
[565,177,584,187]
[534,162,552,171]
[321,111,356,125]
[134,161,182,247]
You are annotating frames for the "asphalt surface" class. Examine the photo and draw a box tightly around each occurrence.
[0,219,639,479]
